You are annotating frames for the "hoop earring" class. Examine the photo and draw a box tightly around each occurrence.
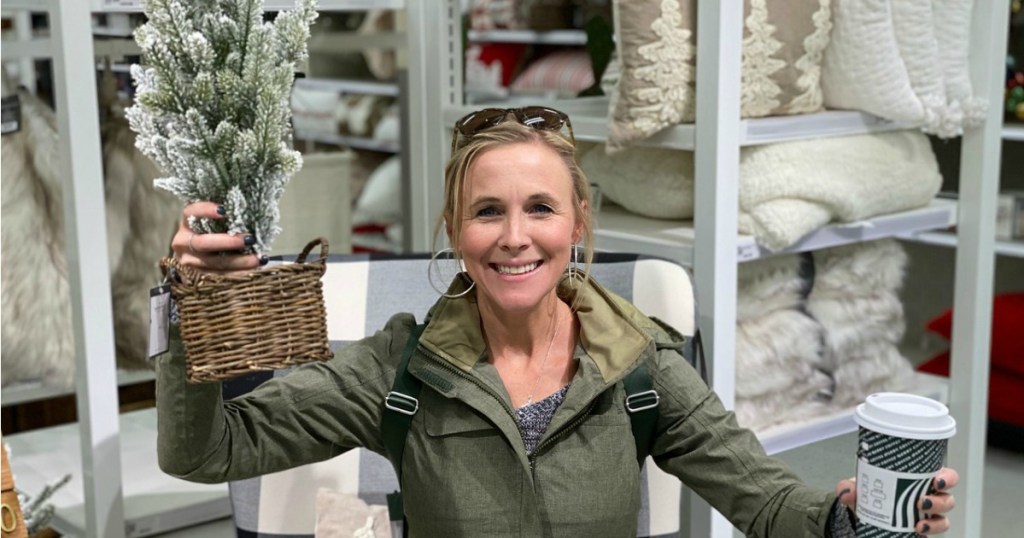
[428,248,475,298]
[566,243,580,287]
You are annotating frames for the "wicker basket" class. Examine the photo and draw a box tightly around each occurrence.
[160,237,333,383]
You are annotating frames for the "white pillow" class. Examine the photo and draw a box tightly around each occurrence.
[352,155,402,225]
[933,0,986,130]
[890,0,951,136]
[578,144,695,219]
[820,0,924,123]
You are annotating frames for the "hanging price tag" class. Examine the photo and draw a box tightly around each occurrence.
[148,285,171,359]
[1,95,21,135]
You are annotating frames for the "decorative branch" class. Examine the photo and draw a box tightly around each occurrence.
[127,0,318,253]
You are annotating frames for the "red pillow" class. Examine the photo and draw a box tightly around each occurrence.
[925,293,1024,376]
[468,43,528,87]
[918,352,1024,425]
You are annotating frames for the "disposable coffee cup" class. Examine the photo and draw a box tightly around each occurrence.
[853,393,956,537]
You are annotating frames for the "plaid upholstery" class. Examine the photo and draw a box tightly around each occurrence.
[224,252,697,538]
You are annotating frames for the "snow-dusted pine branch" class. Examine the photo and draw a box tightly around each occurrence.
[127,0,317,254]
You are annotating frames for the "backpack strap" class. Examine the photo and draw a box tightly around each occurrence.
[622,362,659,468]
[382,323,426,536]
[382,323,427,481]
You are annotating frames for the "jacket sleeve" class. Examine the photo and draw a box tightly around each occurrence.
[155,312,415,484]
[648,347,837,537]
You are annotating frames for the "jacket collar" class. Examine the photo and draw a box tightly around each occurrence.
[418,274,657,383]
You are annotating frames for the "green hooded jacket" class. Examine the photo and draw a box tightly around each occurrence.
[156,275,836,537]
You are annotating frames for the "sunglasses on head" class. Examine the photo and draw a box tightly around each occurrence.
[450,106,575,153]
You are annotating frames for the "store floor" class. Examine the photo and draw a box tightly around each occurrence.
[773,432,1022,538]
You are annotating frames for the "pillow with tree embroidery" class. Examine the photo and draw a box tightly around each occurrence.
[608,0,833,152]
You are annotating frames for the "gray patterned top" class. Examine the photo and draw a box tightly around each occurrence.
[514,385,571,455]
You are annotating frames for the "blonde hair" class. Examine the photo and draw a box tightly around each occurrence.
[433,118,594,302]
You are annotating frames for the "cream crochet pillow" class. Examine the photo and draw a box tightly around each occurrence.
[607,0,833,151]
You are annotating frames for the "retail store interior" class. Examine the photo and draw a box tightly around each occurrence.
[1,1,1022,537]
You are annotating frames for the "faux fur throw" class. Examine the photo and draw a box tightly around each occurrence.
[734,239,915,431]
[1,69,179,388]
[806,239,914,408]
[734,255,833,431]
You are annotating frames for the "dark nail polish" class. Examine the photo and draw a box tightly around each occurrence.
[839,488,851,497]
[216,205,226,215]
[259,255,269,266]
[244,235,256,246]
[921,498,933,510]
[936,478,946,490]
[922,523,930,533]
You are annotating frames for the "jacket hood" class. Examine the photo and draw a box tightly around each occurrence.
[418,273,678,382]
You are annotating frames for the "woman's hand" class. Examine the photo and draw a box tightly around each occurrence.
[172,201,266,274]
[836,467,959,535]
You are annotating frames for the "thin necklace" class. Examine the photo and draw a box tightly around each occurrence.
[522,307,563,408]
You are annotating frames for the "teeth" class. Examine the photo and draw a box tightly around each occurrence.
[497,262,538,275]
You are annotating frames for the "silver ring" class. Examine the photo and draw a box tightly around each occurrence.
[187,232,197,255]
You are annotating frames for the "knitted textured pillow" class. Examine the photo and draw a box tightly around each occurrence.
[820,0,924,123]
[608,0,832,151]
[933,0,986,130]
[890,0,952,136]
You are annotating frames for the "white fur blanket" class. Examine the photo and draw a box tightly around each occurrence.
[734,255,833,431]
[1,69,179,388]
[806,239,914,408]
[734,239,914,431]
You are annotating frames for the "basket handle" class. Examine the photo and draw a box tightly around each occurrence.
[296,237,329,264]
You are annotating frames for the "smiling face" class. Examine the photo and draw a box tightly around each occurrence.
[456,141,583,316]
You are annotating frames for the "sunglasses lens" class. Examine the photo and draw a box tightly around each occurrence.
[517,107,565,130]
[457,109,507,136]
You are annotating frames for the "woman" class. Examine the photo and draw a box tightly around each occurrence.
[159,108,957,536]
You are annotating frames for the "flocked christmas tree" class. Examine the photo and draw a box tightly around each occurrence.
[127,0,318,254]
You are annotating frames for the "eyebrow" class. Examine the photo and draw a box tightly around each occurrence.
[469,193,558,207]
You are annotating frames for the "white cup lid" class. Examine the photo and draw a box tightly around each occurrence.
[854,393,956,440]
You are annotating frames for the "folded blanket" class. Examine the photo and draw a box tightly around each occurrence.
[582,130,941,251]
[737,130,941,251]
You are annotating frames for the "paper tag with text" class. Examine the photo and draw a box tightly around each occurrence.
[148,285,171,359]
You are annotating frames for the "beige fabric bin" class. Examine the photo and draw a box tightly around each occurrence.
[275,151,354,256]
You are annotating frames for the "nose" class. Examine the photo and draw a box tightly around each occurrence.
[499,213,530,253]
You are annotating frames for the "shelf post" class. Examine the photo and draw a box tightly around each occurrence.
[690,1,743,536]
[405,0,463,252]
[947,0,1009,536]
[50,1,126,537]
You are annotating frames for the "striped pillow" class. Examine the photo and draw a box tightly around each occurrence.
[510,49,594,96]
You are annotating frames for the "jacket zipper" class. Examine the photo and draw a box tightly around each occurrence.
[418,345,602,472]
[528,400,597,471]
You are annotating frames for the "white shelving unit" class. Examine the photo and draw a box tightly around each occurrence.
[1,1,409,537]
[594,196,957,265]
[443,99,919,150]
[294,76,400,96]
[758,372,949,456]
[1003,123,1024,141]
[901,230,1024,259]
[1,370,156,408]
[467,29,588,45]
[407,2,1008,536]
